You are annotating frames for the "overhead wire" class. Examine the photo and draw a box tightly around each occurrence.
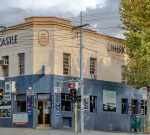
[0,10,126,64]
[66,10,119,20]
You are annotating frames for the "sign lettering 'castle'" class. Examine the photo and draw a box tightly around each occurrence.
[0,35,17,46]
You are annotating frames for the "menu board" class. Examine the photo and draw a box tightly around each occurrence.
[13,113,28,125]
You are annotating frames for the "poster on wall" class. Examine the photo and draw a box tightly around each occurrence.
[56,103,61,116]
[44,101,50,114]
[13,113,28,125]
[103,90,116,112]
[77,95,89,110]
[0,89,11,118]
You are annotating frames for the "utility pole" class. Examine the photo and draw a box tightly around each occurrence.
[72,11,89,133]
[80,11,84,133]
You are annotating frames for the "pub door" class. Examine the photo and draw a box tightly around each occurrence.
[37,101,50,127]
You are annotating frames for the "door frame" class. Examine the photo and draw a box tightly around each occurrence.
[37,100,51,127]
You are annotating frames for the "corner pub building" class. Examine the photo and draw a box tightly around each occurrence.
[0,17,147,131]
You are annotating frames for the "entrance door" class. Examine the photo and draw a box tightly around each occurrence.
[38,101,50,127]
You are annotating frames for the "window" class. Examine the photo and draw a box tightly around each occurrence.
[63,53,71,75]
[18,53,25,75]
[131,99,138,114]
[122,99,128,114]
[16,94,26,112]
[61,93,72,111]
[90,58,96,75]
[90,96,97,112]
[17,101,26,112]
[121,66,125,83]
[2,56,9,77]
[140,100,147,115]
[63,117,72,128]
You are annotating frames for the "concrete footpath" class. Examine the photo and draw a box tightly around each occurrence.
[0,128,146,135]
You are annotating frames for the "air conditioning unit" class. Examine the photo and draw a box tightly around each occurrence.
[0,59,8,66]
[5,81,16,93]
[0,60,4,66]
[3,59,8,65]
[91,74,97,79]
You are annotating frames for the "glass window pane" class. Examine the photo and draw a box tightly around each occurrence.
[18,53,25,75]
[90,58,96,74]
[63,53,70,75]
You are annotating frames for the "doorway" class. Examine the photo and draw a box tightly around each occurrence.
[37,101,50,127]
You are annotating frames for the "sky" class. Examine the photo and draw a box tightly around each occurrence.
[0,0,124,39]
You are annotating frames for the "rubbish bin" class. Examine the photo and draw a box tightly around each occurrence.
[130,115,136,132]
[135,115,141,132]
[130,115,141,132]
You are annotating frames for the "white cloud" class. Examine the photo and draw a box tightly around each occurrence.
[5,0,106,14]
[0,0,124,39]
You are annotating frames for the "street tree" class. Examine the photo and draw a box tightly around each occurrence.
[120,0,150,133]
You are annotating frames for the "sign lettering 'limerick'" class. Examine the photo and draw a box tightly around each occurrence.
[0,35,17,46]
[107,43,126,54]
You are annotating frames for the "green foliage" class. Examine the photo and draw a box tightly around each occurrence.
[120,0,150,89]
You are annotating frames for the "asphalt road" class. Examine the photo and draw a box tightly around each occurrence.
[0,128,143,135]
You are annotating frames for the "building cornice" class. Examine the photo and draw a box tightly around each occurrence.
[0,16,124,43]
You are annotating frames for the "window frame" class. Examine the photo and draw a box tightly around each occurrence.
[90,96,97,113]
[18,53,25,75]
[140,100,147,115]
[63,53,71,76]
[131,99,138,114]
[1,56,9,77]
[90,57,97,75]
[121,65,126,83]
[61,93,72,112]
[121,98,128,115]
[17,101,26,112]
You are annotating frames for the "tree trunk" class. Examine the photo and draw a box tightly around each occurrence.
[145,86,150,133]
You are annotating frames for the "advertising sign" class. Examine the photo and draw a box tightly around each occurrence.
[0,89,11,118]
[56,103,61,116]
[27,89,32,95]
[0,35,17,46]
[4,93,11,101]
[78,80,84,88]
[27,102,32,115]
[103,90,116,111]
[44,101,50,114]
[68,82,78,89]
[54,87,61,93]
[0,105,11,117]
[13,113,28,125]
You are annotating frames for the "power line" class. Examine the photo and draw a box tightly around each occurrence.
[0,41,127,64]
[66,10,119,19]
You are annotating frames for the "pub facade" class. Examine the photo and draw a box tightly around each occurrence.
[0,17,146,131]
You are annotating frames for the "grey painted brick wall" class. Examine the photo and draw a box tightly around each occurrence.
[0,74,146,132]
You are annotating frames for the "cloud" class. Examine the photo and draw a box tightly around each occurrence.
[0,0,124,39]
[1,0,106,13]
